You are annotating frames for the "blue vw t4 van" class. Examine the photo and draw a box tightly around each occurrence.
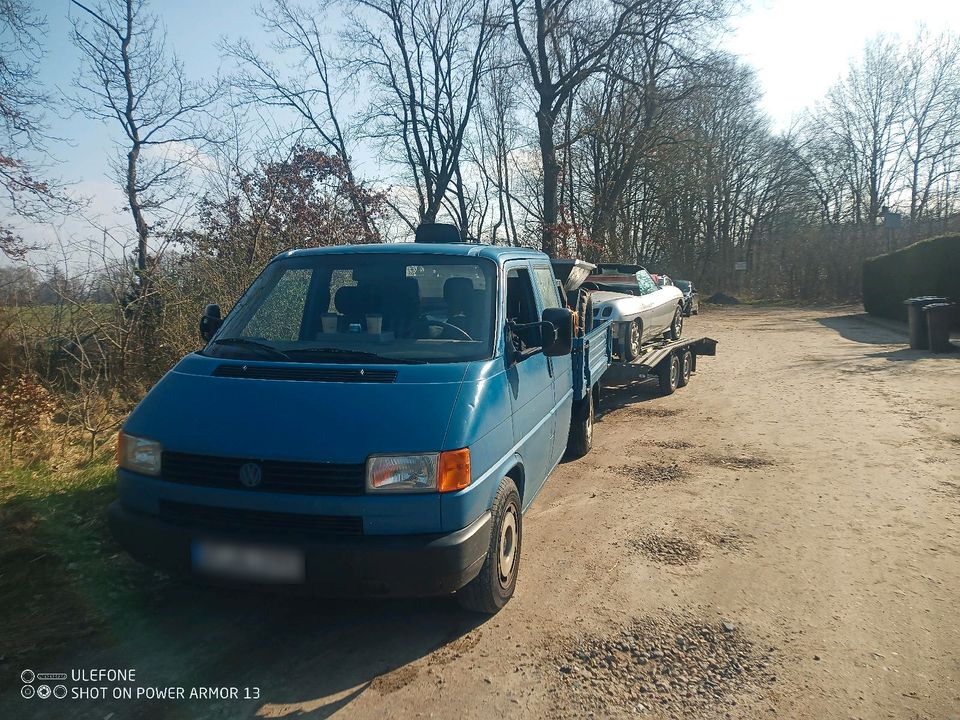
[110,237,608,613]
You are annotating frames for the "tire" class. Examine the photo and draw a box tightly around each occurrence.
[623,320,642,361]
[566,387,594,459]
[678,350,692,387]
[576,290,594,335]
[658,353,680,396]
[669,305,684,340]
[456,478,522,614]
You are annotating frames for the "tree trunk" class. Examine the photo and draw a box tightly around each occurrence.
[538,107,559,255]
[126,145,149,273]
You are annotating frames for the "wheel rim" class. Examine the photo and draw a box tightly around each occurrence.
[630,323,640,357]
[674,309,683,337]
[670,357,679,388]
[498,503,519,587]
[683,354,691,381]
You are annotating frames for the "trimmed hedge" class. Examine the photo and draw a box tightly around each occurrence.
[863,234,960,327]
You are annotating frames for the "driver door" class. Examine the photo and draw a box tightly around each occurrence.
[504,262,555,505]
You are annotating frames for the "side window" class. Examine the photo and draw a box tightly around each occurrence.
[532,266,562,310]
[505,266,542,355]
[244,269,313,340]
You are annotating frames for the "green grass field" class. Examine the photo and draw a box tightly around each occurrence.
[0,452,168,674]
[0,303,117,339]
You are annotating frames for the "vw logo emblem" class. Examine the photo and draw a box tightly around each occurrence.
[238,462,263,488]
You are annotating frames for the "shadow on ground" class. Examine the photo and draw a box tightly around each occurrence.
[597,378,665,415]
[0,480,485,720]
[818,314,959,359]
[817,314,908,345]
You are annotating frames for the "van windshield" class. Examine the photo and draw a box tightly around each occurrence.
[205,254,497,364]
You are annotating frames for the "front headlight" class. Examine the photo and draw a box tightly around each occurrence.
[366,449,472,494]
[117,432,162,477]
[367,453,438,493]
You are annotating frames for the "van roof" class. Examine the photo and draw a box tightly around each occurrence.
[281,242,548,265]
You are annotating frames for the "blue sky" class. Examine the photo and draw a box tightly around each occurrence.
[12,0,960,261]
[40,0,257,177]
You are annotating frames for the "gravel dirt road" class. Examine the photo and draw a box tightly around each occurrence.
[4,306,959,720]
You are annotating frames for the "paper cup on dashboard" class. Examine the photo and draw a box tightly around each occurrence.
[366,314,383,334]
[321,313,338,333]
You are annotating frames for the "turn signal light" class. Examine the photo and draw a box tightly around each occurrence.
[438,448,471,493]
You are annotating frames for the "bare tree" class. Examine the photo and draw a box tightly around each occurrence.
[475,60,524,244]
[348,0,501,232]
[509,0,645,254]
[0,0,77,259]
[901,29,960,220]
[820,37,907,224]
[225,0,379,239]
[69,0,222,283]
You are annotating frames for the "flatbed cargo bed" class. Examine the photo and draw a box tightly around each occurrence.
[601,332,718,392]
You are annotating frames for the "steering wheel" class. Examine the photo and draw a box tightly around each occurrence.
[420,320,472,341]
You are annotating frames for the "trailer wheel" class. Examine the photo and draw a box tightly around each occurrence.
[566,387,594,459]
[658,353,680,395]
[457,477,521,614]
[576,290,594,335]
[678,350,692,387]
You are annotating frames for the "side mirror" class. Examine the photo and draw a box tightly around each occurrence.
[199,303,222,343]
[542,307,574,357]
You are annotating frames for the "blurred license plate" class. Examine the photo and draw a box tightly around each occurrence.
[191,540,304,583]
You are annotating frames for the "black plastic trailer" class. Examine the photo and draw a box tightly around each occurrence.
[601,335,718,395]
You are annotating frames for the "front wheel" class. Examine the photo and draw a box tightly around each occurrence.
[623,320,642,361]
[669,306,684,340]
[457,478,521,614]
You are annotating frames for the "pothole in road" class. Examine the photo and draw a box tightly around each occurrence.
[652,439,696,450]
[627,528,747,567]
[702,530,748,553]
[934,480,960,500]
[554,615,777,718]
[617,406,681,419]
[611,462,689,486]
[697,452,774,470]
[632,534,702,566]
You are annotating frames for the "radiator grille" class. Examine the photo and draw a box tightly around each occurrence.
[162,451,365,496]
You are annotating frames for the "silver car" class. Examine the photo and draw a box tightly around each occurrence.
[585,268,685,360]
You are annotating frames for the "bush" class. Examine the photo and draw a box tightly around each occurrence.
[862,234,960,327]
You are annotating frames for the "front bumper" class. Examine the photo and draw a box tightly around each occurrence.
[108,501,491,597]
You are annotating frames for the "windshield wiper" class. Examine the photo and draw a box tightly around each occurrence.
[288,347,427,365]
[209,338,292,360]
